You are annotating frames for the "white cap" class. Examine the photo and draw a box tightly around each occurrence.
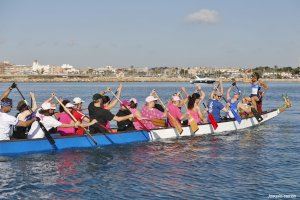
[73,97,85,104]
[172,95,180,101]
[41,102,51,110]
[145,96,158,103]
[50,103,56,110]
[129,98,137,104]
[65,103,75,108]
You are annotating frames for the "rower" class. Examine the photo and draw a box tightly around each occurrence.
[187,93,206,124]
[116,100,135,131]
[27,102,80,139]
[226,85,240,119]
[207,91,230,123]
[0,97,35,141]
[167,95,187,123]
[248,72,268,112]
[102,84,123,130]
[56,101,78,136]
[128,98,143,130]
[72,97,97,135]
[12,92,37,139]
[141,95,167,130]
[239,97,252,118]
[88,93,133,134]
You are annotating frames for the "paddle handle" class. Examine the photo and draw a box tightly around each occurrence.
[54,96,78,122]
[152,91,166,109]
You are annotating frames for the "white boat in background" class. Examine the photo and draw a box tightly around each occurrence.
[190,76,216,84]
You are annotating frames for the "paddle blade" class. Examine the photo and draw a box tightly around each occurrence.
[230,108,242,124]
[208,113,218,130]
[168,114,183,134]
[189,117,199,133]
[151,118,167,128]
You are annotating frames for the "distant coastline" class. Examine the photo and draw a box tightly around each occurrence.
[0,75,300,83]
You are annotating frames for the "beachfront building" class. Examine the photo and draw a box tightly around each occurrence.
[32,60,50,74]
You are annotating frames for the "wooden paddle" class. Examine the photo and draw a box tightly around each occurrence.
[202,102,218,130]
[149,118,167,128]
[53,96,98,146]
[14,83,57,149]
[152,91,183,134]
[178,93,199,134]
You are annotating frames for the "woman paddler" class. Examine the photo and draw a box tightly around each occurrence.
[167,94,187,124]
[128,98,143,130]
[12,92,37,139]
[27,102,80,139]
[187,85,207,125]
[141,96,167,130]
[71,97,97,135]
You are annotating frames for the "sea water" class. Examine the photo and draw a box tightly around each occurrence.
[0,82,299,199]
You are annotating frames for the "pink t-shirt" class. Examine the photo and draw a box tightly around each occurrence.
[167,102,182,122]
[56,112,75,136]
[141,105,164,130]
[129,108,143,130]
[188,109,202,124]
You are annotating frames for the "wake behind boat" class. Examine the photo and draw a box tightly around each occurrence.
[0,97,291,156]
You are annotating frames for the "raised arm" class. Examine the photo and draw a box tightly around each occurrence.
[258,79,269,90]
[226,86,233,101]
[30,92,38,111]
[106,84,123,110]
[43,93,55,104]
[195,84,205,102]
[219,79,224,95]
[0,83,16,101]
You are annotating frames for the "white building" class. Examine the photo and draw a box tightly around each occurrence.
[32,60,50,74]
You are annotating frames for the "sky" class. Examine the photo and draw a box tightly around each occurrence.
[0,0,300,67]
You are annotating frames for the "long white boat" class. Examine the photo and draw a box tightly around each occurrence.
[190,76,216,84]
[0,97,291,156]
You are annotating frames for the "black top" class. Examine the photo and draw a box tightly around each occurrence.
[88,102,115,133]
[116,109,135,132]
[154,103,164,112]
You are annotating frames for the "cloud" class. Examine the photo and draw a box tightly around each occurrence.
[185,9,220,24]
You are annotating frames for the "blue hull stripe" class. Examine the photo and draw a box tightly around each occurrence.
[0,130,151,156]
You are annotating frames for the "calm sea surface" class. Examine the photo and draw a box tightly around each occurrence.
[0,82,299,199]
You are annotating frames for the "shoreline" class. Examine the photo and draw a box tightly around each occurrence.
[1,76,300,83]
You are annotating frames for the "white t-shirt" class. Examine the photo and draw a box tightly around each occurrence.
[27,115,62,139]
[0,112,19,140]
